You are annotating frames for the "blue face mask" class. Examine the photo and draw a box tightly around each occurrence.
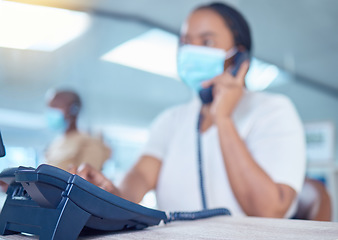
[45,108,69,132]
[177,45,237,103]
[178,45,227,90]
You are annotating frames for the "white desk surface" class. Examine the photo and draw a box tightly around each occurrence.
[0,216,337,240]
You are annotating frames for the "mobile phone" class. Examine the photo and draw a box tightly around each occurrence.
[199,51,250,104]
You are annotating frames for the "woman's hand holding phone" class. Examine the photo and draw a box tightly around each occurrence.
[201,60,250,124]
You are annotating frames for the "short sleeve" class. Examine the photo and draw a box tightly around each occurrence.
[246,95,306,193]
[141,109,177,161]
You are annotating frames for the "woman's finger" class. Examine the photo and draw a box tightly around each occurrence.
[235,61,250,85]
[201,78,216,88]
[76,163,92,179]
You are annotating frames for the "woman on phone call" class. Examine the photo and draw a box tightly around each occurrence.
[72,2,305,218]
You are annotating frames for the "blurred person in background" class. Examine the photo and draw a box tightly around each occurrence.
[45,89,111,171]
[71,2,305,218]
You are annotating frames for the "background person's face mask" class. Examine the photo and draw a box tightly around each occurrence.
[45,108,69,132]
[177,45,237,92]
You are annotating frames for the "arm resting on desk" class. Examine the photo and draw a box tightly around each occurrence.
[73,155,161,204]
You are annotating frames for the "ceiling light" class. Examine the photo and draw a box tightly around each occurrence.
[101,28,179,79]
[0,108,45,129]
[0,1,90,51]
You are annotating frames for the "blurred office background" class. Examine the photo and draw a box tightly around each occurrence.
[0,0,337,220]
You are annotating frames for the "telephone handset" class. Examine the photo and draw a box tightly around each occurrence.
[199,50,250,104]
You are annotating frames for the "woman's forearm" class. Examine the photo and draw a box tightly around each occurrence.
[119,155,162,203]
[216,118,295,217]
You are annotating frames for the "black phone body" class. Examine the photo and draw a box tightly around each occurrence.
[199,51,250,104]
[0,132,5,158]
[0,164,167,239]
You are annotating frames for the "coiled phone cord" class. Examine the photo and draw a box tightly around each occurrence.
[164,111,231,223]
[165,208,231,223]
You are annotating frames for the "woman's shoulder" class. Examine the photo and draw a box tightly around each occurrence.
[157,97,200,120]
[240,90,295,112]
[147,97,199,139]
[244,90,292,104]
[234,91,299,123]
